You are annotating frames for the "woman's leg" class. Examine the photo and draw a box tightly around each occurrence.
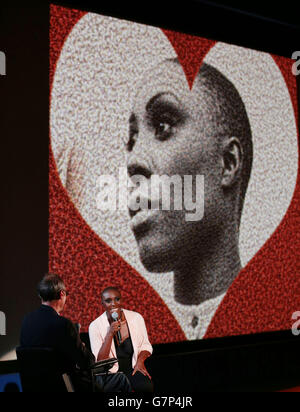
[96,372,132,392]
[126,371,154,393]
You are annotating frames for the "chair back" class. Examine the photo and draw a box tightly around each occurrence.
[16,346,73,392]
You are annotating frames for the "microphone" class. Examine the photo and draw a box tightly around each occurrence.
[111,311,121,345]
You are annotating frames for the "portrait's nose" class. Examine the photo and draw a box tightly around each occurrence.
[126,131,153,180]
[127,147,153,218]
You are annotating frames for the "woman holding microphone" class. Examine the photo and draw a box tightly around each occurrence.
[89,287,154,392]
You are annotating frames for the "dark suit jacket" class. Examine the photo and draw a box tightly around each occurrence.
[20,305,95,373]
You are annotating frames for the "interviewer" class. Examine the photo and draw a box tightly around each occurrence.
[20,274,130,392]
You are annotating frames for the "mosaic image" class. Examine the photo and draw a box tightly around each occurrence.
[50,5,300,343]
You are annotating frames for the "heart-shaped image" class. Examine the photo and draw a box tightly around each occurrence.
[50,6,299,343]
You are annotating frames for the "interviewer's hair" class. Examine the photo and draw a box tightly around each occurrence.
[37,273,65,302]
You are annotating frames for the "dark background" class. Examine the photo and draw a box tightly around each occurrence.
[0,0,300,391]
[0,2,49,358]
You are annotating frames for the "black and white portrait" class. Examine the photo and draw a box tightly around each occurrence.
[50,12,298,341]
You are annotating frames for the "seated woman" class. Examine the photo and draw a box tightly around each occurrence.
[89,286,154,392]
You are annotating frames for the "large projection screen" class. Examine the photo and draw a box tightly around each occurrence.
[49,5,299,345]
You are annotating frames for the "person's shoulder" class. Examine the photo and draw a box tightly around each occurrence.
[57,314,73,326]
[22,305,54,323]
[55,315,80,339]
[23,305,44,317]
[49,313,73,335]
[123,309,144,321]
[42,308,74,330]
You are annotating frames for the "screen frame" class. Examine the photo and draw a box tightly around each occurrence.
[0,0,299,362]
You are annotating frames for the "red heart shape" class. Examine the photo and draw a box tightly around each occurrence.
[49,5,300,342]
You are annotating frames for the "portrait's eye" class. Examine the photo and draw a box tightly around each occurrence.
[147,101,184,142]
[154,120,174,141]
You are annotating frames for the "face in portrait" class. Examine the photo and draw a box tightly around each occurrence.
[49,11,298,342]
[126,58,252,306]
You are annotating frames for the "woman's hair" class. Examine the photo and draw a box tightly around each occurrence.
[37,273,66,302]
[101,286,121,299]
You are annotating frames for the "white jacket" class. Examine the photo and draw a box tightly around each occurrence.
[89,309,153,373]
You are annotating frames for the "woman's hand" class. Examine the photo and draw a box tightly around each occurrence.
[97,321,120,362]
[132,359,152,380]
[108,320,121,337]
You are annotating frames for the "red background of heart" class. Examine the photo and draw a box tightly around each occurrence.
[49,5,300,343]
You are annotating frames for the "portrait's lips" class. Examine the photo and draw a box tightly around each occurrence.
[128,184,161,236]
[130,209,154,230]
[129,199,161,238]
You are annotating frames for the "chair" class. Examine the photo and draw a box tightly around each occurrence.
[90,358,118,392]
[79,333,119,391]
[16,346,75,393]
[16,346,119,393]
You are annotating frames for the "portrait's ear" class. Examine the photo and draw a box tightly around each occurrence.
[221,137,243,188]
